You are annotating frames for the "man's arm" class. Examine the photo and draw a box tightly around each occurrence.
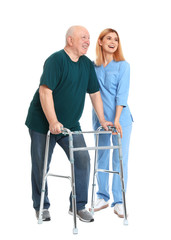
[39,85,63,134]
[89,91,113,130]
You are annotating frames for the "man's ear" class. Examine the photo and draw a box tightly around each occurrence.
[67,36,73,46]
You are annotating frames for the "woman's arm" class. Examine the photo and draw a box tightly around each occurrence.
[115,62,130,138]
[114,105,123,138]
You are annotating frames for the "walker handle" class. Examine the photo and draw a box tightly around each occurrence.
[60,127,71,135]
[107,126,117,133]
[97,126,117,133]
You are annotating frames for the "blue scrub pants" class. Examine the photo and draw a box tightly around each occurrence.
[96,124,132,207]
[29,129,90,211]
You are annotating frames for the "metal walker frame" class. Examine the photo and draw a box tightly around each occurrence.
[38,126,128,234]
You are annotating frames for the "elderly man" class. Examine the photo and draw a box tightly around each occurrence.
[25,26,113,222]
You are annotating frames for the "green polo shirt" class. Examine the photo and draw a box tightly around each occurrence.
[25,50,99,134]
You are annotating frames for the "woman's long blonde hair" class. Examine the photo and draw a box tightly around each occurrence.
[95,28,125,66]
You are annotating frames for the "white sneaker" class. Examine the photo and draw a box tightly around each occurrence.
[114,204,124,218]
[90,199,109,212]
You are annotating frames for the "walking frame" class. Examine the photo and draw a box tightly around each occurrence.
[38,126,128,234]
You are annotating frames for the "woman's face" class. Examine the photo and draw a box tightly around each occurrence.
[99,32,119,54]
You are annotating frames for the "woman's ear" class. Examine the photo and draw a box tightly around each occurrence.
[98,39,102,46]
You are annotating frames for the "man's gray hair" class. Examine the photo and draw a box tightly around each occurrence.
[65,25,86,45]
[65,26,76,45]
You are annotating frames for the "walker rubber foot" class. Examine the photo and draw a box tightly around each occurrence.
[38,219,43,224]
[90,208,94,215]
[123,219,128,225]
[73,228,78,234]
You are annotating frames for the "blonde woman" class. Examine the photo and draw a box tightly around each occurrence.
[92,28,133,218]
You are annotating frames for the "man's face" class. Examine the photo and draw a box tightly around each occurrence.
[72,28,90,57]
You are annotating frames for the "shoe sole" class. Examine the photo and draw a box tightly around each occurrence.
[114,210,124,218]
[36,216,51,221]
[68,211,94,223]
[43,217,51,221]
[89,203,109,212]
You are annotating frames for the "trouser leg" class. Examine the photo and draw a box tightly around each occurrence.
[29,129,56,211]
[57,134,90,211]
[111,125,132,207]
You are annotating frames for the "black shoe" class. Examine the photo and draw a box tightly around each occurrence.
[36,209,51,221]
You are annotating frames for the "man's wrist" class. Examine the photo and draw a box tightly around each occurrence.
[49,120,59,126]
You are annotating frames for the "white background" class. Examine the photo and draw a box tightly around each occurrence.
[1,0,171,239]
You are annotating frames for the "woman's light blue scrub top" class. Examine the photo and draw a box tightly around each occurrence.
[93,60,133,129]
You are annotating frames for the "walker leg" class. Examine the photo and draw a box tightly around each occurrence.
[90,133,99,214]
[38,131,51,224]
[117,133,128,225]
[69,134,78,234]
